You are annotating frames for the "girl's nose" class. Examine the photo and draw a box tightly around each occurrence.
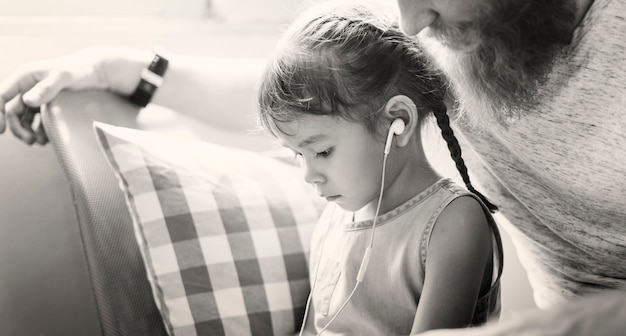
[303,162,325,185]
[397,1,438,36]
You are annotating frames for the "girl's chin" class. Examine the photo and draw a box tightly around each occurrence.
[332,197,359,212]
[334,198,373,214]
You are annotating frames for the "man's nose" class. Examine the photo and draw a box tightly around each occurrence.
[397,1,438,36]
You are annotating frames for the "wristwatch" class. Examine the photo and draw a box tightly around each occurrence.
[128,49,169,107]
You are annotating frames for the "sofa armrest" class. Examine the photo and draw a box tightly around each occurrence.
[41,90,168,336]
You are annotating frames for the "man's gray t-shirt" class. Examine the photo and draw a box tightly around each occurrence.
[444,0,624,308]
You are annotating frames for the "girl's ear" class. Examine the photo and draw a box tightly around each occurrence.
[383,95,419,148]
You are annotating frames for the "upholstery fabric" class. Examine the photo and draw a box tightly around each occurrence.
[94,122,324,336]
[41,91,168,336]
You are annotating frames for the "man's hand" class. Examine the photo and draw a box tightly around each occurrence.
[0,47,140,145]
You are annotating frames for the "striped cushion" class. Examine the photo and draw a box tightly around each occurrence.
[94,122,324,336]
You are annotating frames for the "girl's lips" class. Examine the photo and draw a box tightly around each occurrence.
[325,195,340,201]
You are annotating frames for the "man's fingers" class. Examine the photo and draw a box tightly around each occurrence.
[33,113,48,145]
[20,104,36,127]
[0,65,48,133]
[0,109,5,134]
[0,73,30,134]
[5,94,36,145]
[22,70,70,107]
[7,70,68,144]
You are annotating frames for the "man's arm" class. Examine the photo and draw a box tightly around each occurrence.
[0,46,267,144]
[419,290,626,336]
[147,54,267,133]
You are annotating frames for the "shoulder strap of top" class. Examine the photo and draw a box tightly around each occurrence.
[419,181,504,286]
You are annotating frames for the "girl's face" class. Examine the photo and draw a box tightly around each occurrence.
[270,114,386,212]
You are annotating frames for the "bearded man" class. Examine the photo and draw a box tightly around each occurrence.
[398,0,626,310]
[0,0,624,335]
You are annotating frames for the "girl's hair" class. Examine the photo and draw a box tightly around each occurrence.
[258,0,497,213]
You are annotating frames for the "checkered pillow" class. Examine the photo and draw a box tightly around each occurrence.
[93,122,324,336]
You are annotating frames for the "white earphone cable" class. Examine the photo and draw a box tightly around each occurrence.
[298,210,332,336]
[314,152,388,335]
[300,119,402,335]
[299,151,390,335]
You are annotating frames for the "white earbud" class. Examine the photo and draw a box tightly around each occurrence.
[384,119,405,154]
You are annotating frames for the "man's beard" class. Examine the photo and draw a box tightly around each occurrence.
[418,0,577,127]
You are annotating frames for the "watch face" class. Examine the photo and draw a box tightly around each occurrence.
[150,53,169,76]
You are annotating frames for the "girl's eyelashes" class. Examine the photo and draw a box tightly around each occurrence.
[289,147,333,159]
[316,147,333,158]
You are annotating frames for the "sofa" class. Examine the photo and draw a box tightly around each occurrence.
[40,91,166,335]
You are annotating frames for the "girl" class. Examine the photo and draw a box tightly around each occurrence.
[258,1,503,335]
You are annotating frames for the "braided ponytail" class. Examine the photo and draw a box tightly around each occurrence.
[432,103,499,213]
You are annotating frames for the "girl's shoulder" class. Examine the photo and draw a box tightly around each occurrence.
[430,180,497,252]
[418,178,498,276]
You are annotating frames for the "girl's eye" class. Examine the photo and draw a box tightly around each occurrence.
[316,148,333,158]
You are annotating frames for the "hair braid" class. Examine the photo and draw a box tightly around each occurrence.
[432,103,499,213]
